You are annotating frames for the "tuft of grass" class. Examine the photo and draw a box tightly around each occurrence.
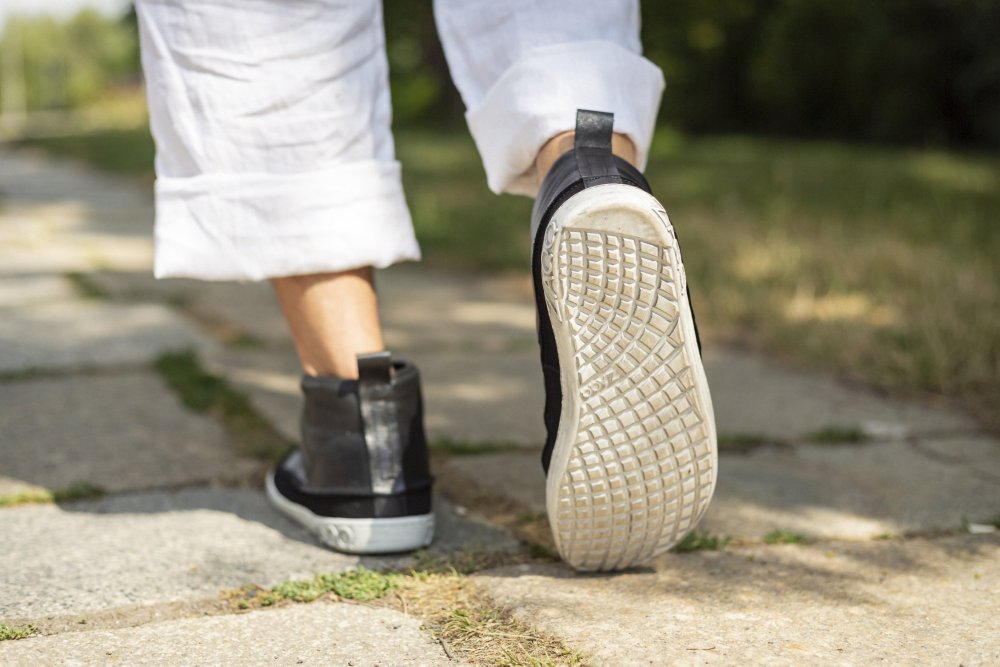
[225,332,267,349]
[764,529,808,545]
[515,511,547,524]
[673,530,731,552]
[64,272,109,300]
[0,481,104,508]
[429,437,527,455]
[225,568,404,609]
[153,350,291,461]
[717,433,775,452]
[52,481,104,502]
[525,542,560,561]
[274,568,404,603]
[222,559,584,665]
[804,426,869,444]
[0,624,37,641]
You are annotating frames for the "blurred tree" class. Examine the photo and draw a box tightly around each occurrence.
[2,1,997,148]
[644,0,1000,147]
[383,0,463,125]
[0,9,137,112]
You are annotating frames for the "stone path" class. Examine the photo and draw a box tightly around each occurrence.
[1,147,997,665]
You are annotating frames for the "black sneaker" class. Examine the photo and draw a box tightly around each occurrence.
[266,351,435,554]
[531,110,718,571]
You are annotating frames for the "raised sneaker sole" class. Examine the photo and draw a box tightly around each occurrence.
[540,184,718,571]
[265,471,434,555]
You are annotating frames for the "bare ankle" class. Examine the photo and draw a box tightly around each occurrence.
[535,131,638,185]
[271,268,385,379]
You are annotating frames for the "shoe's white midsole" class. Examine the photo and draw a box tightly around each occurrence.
[265,471,434,555]
[541,184,718,571]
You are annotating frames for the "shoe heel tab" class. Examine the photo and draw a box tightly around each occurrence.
[574,109,622,187]
[358,351,393,385]
[575,109,614,152]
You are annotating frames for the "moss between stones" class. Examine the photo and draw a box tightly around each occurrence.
[152,350,292,462]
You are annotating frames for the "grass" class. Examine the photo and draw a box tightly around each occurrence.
[152,350,292,461]
[0,481,105,508]
[763,529,808,545]
[225,568,403,609]
[64,271,109,300]
[274,568,404,604]
[717,432,775,452]
[804,426,870,444]
[673,530,731,552]
[430,437,528,455]
[14,126,156,179]
[223,565,583,666]
[0,624,37,641]
[16,125,1000,430]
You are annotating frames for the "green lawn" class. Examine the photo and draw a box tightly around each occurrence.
[14,125,1000,429]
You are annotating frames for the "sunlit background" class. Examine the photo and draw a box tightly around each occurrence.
[2,1,998,430]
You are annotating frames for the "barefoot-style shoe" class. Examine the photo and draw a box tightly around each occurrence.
[266,351,434,554]
[531,110,718,571]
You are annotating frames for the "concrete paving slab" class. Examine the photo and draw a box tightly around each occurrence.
[0,275,77,309]
[0,487,515,621]
[0,372,258,494]
[0,149,155,275]
[0,302,211,372]
[915,436,1000,479]
[85,272,292,343]
[379,265,538,354]
[705,347,974,439]
[0,149,150,212]
[441,436,1000,539]
[0,602,457,666]
[703,438,1000,539]
[475,535,1000,666]
[442,452,546,515]
[0,232,93,276]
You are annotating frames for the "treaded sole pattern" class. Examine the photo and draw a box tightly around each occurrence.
[542,186,717,571]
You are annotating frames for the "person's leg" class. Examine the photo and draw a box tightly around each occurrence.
[434,0,717,571]
[137,0,434,552]
[271,269,384,379]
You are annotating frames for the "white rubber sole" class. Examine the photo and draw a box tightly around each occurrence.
[265,471,434,555]
[540,184,718,571]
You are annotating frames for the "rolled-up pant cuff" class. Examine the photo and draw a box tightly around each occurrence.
[466,41,665,198]
[153,160,420,282]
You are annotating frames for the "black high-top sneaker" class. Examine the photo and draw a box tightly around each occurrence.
[266,351,434,554]
[531,110,718,571]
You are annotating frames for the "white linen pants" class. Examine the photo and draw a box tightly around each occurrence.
[137,0,664,281]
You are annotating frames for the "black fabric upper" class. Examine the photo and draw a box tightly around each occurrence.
[274,353,433,519]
